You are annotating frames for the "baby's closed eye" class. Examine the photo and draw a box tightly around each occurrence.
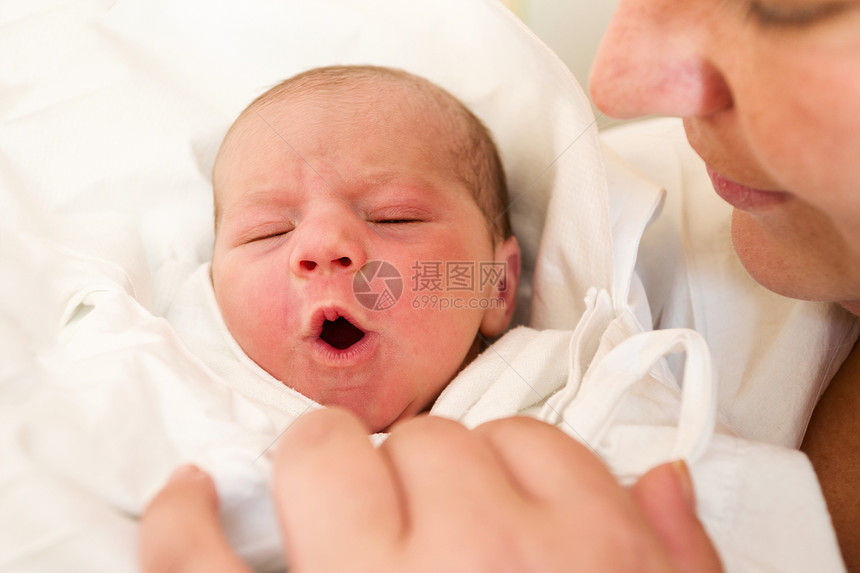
[373,218,422,224]
[240,223,295,244]
[366,205,431,226]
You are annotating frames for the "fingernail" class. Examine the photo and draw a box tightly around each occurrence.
[672,459,696,511]
[169,464,203,481]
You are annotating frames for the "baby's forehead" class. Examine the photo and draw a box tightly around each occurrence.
[223,88,460,173]
[253,75,455,131]
[213,72,480,199]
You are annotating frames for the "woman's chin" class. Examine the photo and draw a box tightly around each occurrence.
[730,211,857,308]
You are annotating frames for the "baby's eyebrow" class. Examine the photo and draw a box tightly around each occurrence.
[228,175,446,220]
[237,188,285,208]
[216,190,287,230]
[351,172,446,196]
[225,189,300,219]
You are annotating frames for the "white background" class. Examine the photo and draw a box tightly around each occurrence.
[503,0,621,128]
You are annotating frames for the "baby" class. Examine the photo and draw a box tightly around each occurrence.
[208,65,521,433]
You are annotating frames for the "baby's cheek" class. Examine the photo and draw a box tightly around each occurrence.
[222,273,292,358]
[412,306,481,365]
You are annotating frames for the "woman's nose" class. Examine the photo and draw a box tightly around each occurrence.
[589,0,732,119]
[289,211,368,276]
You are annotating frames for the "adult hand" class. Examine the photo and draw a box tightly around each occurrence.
[139,409,722,572]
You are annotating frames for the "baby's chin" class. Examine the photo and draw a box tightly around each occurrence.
[313,387,435,434]
[336,397,421,434]
[270,373,406,433]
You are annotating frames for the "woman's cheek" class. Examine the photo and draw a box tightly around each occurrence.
[744,44,860,204]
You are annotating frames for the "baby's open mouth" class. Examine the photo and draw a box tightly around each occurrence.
[320,316,366,350]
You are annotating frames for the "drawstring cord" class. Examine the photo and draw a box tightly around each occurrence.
[540,287,716,467]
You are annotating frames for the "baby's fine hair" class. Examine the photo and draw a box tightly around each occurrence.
[231,65,512,240]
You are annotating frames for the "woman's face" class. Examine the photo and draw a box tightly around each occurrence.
[590,0,860,315]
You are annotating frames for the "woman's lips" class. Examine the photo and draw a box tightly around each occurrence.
[706,165,790,211]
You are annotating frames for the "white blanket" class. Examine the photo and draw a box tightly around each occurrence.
[2,0,856,571]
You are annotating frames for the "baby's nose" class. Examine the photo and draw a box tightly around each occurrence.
[298,256,355,273]
[289,215,368,276]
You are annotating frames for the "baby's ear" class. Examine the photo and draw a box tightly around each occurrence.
[479,236,521,338]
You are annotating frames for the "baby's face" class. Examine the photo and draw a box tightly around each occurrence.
[211,89,511,432]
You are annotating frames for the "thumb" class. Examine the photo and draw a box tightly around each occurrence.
[139,465,252,573]
[631,461,723,573]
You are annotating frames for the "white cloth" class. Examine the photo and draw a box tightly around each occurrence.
[1,0,854,572]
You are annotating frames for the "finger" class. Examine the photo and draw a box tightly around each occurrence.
[379,415,548,570]
[472,416,626,508]
[138,465,251,573]
[473,417,681,571]
[381,415,528,527]
[273,408,403,570]
[631,461,723,572]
